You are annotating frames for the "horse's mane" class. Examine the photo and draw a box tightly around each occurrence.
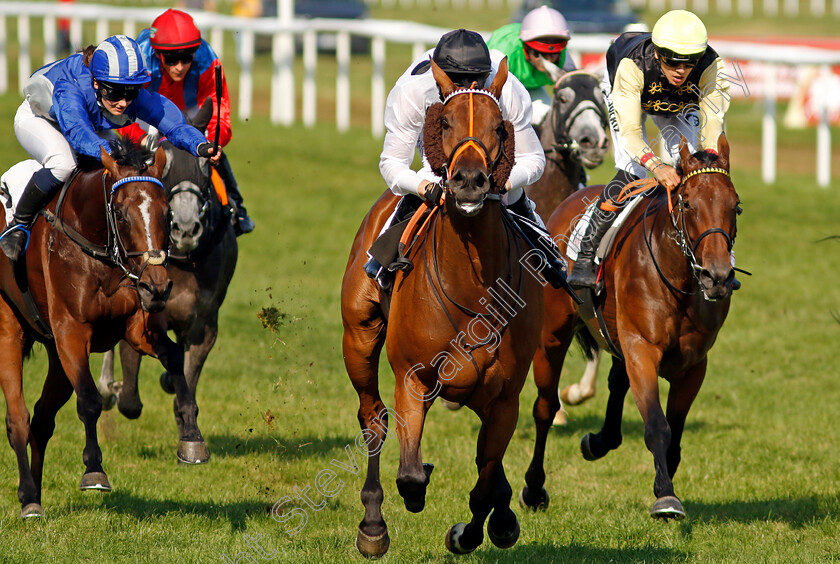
[423,101,516,190]
[76,138,154,173]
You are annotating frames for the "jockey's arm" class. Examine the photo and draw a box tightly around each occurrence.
[696,57,730,152]
[132,90,213,160]
[502,73,546,192]
[53,81,112,158]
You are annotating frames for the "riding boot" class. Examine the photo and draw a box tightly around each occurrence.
[216,153,254,235]
[364,194,424,290]
[505,192,568,290]
[0,172,56,261]
[566,207,615,289]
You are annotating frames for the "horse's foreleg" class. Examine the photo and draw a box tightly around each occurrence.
[624,345,684,519]
[96,348,120,411]
[126,312,208,464]
[561,349,601,406]
[522,335,572,511]
[581,357,629,461]
[0,308,39,517]
[116,340,143,419]
[343,321,389,559]
[393,382,433,514]
[53,331,112,490]
[182,319,219,395]
[664,359,706,480]
[447,396,520,555]
[30,344,77,500]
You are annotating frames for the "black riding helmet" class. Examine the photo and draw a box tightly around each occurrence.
[433,29,491,88]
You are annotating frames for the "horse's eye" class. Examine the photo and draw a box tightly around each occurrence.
[559,95,567,104]
[682,200,692,210]
[114,208,127,223]
[440,117,450,130]
[735,204,743,215]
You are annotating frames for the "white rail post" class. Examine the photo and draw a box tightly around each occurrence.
[70,18,82,51]
[272,0,295,125]
[717,0,733,14]
[738,0,754,16]
[412,41,425,62]
[811,0,826,16]
[761,64,777,185]
[123,20,136,39]
[96,19,109,45]
[302,29,317,128]
[784,0,799,15]
[44,15,56,64]
[336,30,351,132]
[763,0,778,15]
[371,36,385,137]
[18,15,30,92]
[694,0,709,14]
[211,27,224,61]
[0,15,7,94]
[238,30,254,121]
[816,65,831,188]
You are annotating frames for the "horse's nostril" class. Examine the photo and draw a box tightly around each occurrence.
[580,137,593,147]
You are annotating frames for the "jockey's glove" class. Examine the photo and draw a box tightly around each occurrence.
[423,181,444,206]
[196,142,216,158]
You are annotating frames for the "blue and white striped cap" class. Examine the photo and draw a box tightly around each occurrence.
[90,35,151,85]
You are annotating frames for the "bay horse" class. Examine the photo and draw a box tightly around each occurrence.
[520,134,739,519]
[97,127,237,423]
[0,140,208,518]
[524,70,610,423]
[341,59,544,557]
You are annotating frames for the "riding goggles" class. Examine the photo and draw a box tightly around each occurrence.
[655,45,704,68]
[524,38,568,54]
[98,81,142,102]
[159,48,197,66]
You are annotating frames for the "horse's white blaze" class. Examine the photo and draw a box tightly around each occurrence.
[139,191,154,249]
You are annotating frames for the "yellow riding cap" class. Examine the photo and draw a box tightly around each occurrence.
[651,10,707,56]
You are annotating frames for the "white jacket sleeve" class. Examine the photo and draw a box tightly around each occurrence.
[500,74,546,189]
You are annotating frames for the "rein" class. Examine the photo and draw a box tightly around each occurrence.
[47,172,168,285]
[643,167,735,296]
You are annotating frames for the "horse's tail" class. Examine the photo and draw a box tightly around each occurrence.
[574,328,599,361]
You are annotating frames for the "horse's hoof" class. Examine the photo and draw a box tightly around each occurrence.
[20,502,44,518]
[355,529,390,559]
[487,511,520,549]
[117,401,142,420]
[79,471,112,491]
[650,496,686,520]
[552,407,569,426]
[580,433,602,461]
[101,391,117,411]
[177,441,210,465]
[160,371,175,394]
[518,486,549,511]
[444,522,476,555]
[439,398,462,411]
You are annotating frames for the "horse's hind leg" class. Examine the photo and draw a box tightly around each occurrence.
[561,349,601,407]
[343,314,389,558]
[446,396,520,554]
[0,306,39,517]
[96,348,121,411]
[521,332,573,511]
[116,340,143,419]
[581,357,629,461]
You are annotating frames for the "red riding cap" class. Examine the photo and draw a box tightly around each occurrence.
[149,9,201,51]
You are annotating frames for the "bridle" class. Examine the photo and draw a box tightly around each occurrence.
[50,172,169,286]
[545,73,608,164]
[644,167,736,296]
[439,87,506,200]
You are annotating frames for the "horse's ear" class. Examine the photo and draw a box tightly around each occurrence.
[150,146,167,178]
[188,98,214,132]
[487,57,508,99]
[716,132,730,169]
[431,59,456,99]
[678,135,692,169]
[101,146,119,177]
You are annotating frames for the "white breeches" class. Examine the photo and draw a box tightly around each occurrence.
[14,100,77,182]
[600,74,699,179]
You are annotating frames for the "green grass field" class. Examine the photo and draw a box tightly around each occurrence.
[0,4,839,561]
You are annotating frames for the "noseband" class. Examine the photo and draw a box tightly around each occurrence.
[440,88,505,199]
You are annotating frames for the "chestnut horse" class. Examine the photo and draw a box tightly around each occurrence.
[520,134,739,519]
[341,59,544,557]
[524,70,610,423]
[0,141,208,518]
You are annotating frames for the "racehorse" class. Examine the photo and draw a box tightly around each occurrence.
[524,70,610,423]
[520,135,739,519]
[0,140,208,518]
[97,110,237,423]
[341,59,544,557]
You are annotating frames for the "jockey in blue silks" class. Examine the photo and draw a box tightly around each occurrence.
[0,34,220,261]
